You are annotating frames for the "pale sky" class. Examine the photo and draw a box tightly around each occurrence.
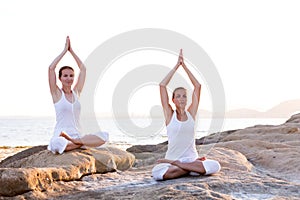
[1,0,300,117]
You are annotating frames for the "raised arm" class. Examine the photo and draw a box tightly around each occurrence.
[159,50,182,124]
[181,52,201,118]
[68,39,86,96]
[48,36,70,102]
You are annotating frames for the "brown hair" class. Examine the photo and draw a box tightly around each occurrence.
[172,87,187,99]
[59,66,74,78]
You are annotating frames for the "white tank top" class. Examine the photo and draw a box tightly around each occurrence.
[165,111,198,161]
[53,90,81,138]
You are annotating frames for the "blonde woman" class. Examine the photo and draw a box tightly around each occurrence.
[152,49,221,180]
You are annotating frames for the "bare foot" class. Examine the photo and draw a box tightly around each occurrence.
[60,131,83,145]
[60,131,72,141]
[64,143,82,152]
[80,145,88,150]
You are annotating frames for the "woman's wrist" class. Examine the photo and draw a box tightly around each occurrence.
[171,160,179,165]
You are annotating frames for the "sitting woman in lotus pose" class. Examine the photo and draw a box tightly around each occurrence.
[48,36,108,154]
[152,49,221,180]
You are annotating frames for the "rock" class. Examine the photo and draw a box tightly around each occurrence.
[0,146,135,197]
[2,113,300,199]
[7,146,299,200]
[285,113,300,123]
[215,139,300,183]
[0,146,30,162]
[126,144,167,153]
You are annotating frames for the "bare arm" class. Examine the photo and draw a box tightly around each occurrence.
[68,39,86,96]
[48,36,70,102]
[160,51,181,125]
[181,54,201,119]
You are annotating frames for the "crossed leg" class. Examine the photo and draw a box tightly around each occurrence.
[162,165,189,180]
[60,131,106,152]
[156,158,207,180]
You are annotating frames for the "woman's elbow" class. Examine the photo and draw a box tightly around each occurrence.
[159,83,167,87]
[195,83,201,90]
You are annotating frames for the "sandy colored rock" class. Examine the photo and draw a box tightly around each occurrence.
[0,146,135,196]
[1,113,300,199]
[0,146,30,162]
[2,146,298,200]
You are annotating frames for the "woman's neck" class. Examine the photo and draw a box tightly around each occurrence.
[62,87,72,94]
[176,108,186,116]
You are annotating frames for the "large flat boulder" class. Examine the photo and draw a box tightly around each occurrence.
[0,146,135,197]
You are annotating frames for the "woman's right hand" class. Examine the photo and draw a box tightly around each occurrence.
[176,49,183,66]
[64,36,70,51]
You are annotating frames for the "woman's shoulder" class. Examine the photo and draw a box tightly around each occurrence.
[72,88,81,98]
[187,110,196,121]
[165,109,175,126]
[51,88,63,104]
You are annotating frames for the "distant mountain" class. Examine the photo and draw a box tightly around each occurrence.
[225,108,263,118]
[225,99,300,118]
[264,99,300,118]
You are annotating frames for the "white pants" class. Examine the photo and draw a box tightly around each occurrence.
[152,159,221,181]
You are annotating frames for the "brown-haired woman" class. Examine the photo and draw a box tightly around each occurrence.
[48,36,108,154]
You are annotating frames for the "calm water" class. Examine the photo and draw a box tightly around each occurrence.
[0,117,287,147]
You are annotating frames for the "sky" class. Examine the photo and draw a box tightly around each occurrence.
[1,0,300,118]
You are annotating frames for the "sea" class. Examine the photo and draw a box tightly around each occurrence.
[0,117,287,148]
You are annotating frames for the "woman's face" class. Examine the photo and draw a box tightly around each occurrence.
[59,69,74,87]
[172,89,187,108]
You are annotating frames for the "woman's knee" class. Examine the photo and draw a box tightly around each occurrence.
[93,131,109,142]
[48,137,68,154]
[202,159,221,175]
[152,163,187,180]
[152,163,170,180]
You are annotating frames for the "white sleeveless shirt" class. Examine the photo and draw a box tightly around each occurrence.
[53,90,81,138]
[165,111,198,161]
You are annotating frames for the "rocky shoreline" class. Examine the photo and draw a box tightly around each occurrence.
[1,114,300,199]
[0,146,30,162]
